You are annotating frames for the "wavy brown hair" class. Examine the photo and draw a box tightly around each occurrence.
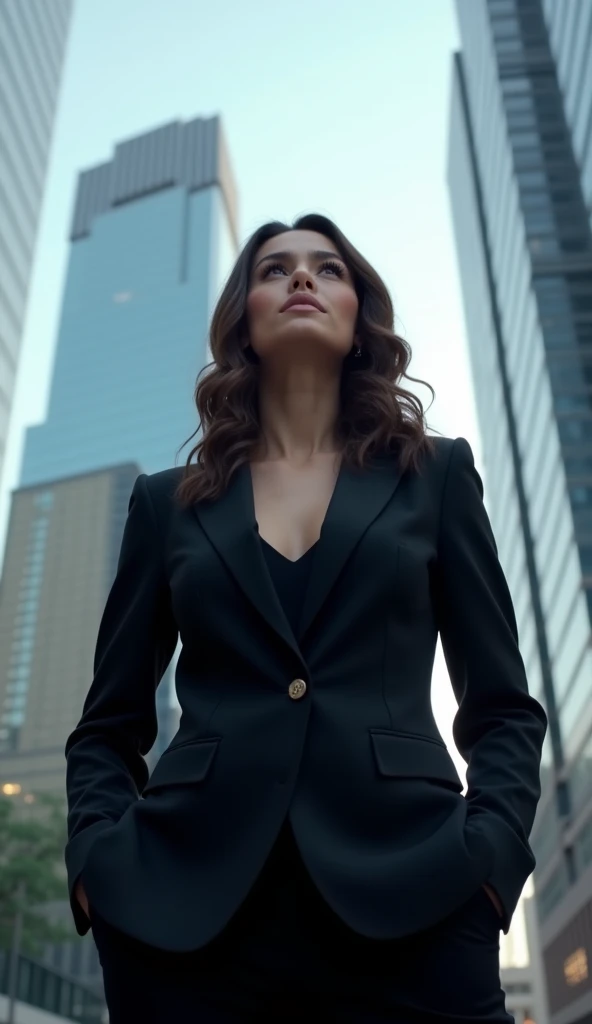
[175,213,436,506]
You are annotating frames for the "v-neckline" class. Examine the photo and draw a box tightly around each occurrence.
[248,456,343,563]
[192,453,403,649]
[259,534,319,564]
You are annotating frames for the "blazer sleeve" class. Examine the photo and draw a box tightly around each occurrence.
[64,473,178,933]
[435,437,547,932]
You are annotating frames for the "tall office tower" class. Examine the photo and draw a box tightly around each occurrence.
[0,0,73,486]
[20,116,238,487]
[447,2,592,1022]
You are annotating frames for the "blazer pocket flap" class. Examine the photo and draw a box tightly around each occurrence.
[143,737,221,793]
[369,729,462,790]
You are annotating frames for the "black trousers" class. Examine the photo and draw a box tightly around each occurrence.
[90,819,514,1023]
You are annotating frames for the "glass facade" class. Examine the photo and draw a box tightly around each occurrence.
[541,0,592,229]
[21,118,238,486]
[0,0,73,485]
[448,3,592,1020]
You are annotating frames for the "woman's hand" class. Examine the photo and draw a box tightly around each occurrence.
[482,883,503,918]
[75,879,90,920]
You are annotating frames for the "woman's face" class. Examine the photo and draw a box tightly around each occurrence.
[245,230,359,365]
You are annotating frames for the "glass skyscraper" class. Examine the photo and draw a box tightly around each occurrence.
[0,0,73,486]
[20,115,238,487]
[448,2,592,1021]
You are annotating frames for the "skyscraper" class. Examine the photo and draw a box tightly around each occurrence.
[20,115,238,487]
[0,0,73,486]
[447,2,592,1022]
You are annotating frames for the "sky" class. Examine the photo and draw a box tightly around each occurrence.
[0,0,529,964]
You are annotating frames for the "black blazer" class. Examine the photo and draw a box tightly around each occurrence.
[65,436,547,951]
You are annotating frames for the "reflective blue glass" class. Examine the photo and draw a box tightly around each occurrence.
[21,185,234,485]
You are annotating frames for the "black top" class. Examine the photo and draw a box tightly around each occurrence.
[260,537,317,636]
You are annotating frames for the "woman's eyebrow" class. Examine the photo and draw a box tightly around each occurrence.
[254,249,344,269]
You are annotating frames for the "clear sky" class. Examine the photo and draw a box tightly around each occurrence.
[0,0,529,963]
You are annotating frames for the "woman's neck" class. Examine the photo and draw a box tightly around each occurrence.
[254,364,341,463]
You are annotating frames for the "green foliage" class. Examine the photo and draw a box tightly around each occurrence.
[0,793,74,955]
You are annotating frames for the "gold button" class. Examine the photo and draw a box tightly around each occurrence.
[288,679,307,700]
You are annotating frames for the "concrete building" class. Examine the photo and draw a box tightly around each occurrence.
[0,464,140,773]
[447,2,592,1021]
[0,944,103,1023]
[0,0,73,487]
[502,964,543,1024]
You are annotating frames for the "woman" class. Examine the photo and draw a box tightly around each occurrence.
[65,213,547,1023]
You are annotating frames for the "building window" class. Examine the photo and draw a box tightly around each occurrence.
[516,169,547,187]
[531,799,563,871]
[506,96,536,114]
[570,484,592,505]
[507,111,537,129]
[497,37,523,54]
[570,732,592,813]
[492,17,520,38]
[490,0,515,13]
[512,130,541,148]
[565,455,592,477]
[502,75,529,94]
[524,209,555,230]
[529,236,562,255]
[555,394,592,414]
[522,191,553,210]
[34,491,54,510]
[537,862,569,921]
[574,814,592,873]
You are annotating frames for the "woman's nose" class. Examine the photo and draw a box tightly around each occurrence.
[290,269,315,290]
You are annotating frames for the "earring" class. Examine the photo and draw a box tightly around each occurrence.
[354,346,362,358]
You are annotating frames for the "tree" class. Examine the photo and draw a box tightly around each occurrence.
[0,792,74,955]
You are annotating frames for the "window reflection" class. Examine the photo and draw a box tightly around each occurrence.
[560,649,592,754]
[570,730,592,812]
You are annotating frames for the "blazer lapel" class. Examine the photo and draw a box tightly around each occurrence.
[298,457,403,640]
[192,464,300,659]
[193,456,403,656]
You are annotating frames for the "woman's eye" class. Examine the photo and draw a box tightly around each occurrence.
[261,262,287,278]
[319,260,346,278]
